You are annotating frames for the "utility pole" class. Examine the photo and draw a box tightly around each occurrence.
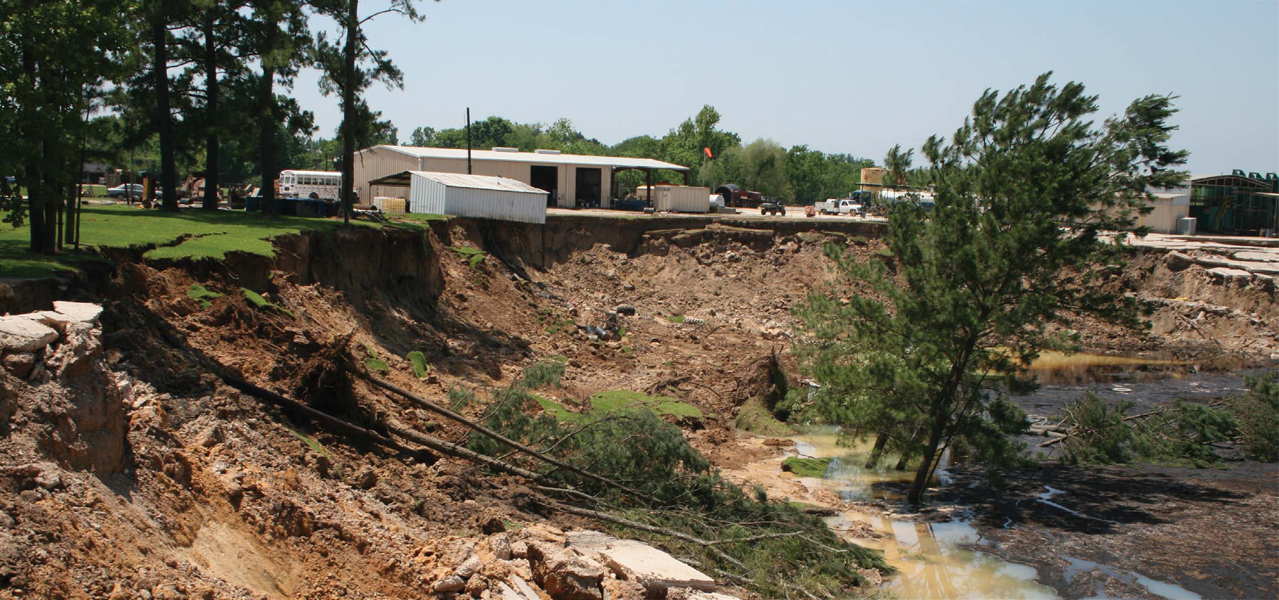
[466,107,472,174]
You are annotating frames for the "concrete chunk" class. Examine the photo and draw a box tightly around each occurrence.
[0,315,58,352]
[567,531,715,596]
[51,301,103,324]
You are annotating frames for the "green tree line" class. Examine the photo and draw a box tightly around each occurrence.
[1,0,433,254]
[403,106,880,204]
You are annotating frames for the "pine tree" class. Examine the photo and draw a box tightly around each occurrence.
[795,73,1189,504]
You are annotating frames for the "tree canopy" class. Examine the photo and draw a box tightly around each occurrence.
[795,73,1189,504]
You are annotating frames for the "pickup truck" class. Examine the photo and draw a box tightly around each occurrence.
[814,199,839,214]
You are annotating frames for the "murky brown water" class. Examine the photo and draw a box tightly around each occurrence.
[794,428,1060,600]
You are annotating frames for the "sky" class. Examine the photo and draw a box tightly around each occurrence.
[292,0,1279,176]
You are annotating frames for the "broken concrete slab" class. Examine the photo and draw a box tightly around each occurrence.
[0,315,59,352]
[23,301,104,333]
[509,575,542,600]
[527,540,606,600]
[567,531,715,596]
[1208,267,1253,281]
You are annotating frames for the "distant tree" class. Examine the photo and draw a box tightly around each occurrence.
[312,0,433,225]
[795,73,1189,504]
[408,125,436,146]
[739,139,791,199]
[1,0,125,252]
[247,0,309,215]
[662,105,740,182]
[175,0,252,209]
[882,144,913,195]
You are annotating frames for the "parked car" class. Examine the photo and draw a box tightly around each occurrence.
[107,183,143,199]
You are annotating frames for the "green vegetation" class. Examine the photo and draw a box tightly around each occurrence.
[782,457,834,478]
[1061,374,1278,466]
[735,396,795,436]
[588,390,702,419]
[285,427,328,457]
[449,245,486,268]
[241,288,294,318]
[407,351,430,378]
[464,361,888,599]
[793,74,1188,504]
[666,315,686,324]
[1231,373,1279,462]
[1,205,377,279]
[361,344,388,373]
[187,283,223,309]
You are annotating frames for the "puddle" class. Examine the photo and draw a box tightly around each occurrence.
[793,428,1060,600]
[1062,556,1203,600]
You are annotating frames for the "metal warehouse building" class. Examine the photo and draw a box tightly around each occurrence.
[369,171,548,224]
[354,145,690,209]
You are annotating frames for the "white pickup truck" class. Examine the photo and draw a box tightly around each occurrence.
[814,198,865,216]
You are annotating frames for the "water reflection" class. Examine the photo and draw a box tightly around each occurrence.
[794,428,1060,600]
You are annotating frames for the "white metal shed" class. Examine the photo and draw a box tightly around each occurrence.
[399,171,549,224]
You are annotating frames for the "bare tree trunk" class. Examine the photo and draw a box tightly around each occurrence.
[339,0,358,226]
[202,14,220,210]
[894,424,924,471]
[152,2,178,212]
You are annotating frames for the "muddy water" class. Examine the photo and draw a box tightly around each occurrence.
[794,428,1060,600]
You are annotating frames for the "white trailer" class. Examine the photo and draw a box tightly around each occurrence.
[814,199,839,214]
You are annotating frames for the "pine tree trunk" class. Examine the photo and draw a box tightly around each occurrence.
[41,171,56,255]
[339,0,358,226]
[152,2,178,213]
[24,166,43,253]
[907,411,946,505]
[259,14,278,216]
[864,430,890,469]
[202,14,220,211]
[895,424,924,471]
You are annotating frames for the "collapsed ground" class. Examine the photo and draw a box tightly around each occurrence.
[1,211,1276,599]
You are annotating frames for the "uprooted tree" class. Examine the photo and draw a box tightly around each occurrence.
[795,72,1190,504]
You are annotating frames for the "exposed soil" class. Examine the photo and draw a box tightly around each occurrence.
[1,213,1275,599]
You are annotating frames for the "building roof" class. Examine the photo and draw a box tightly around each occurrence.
[370,170,548,195]
[365,145,689,171]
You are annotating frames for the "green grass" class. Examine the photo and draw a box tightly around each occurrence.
[386,212,450,231]
[735,396,795,436]
[781,457,834,478]
[534,390,703,423]
[408,351,429,378]
[1,204,380,280]
[533,394,583,422]
[187,283,223,309]
[449,245,486,268]
[666,315,686,324]
[588,390,702,419]
[241,288,294,318]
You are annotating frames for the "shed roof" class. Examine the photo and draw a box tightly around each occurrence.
[371,170,547,195]
[365,145,689,171]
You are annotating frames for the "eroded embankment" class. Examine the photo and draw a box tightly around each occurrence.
[1,215,1275,599]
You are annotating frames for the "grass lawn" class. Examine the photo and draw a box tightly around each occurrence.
[1,204,407,280]
[781,457,833,478]
[534,389,703,423]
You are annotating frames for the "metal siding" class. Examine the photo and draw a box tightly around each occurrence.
[409,173,447,215]
[356,148,417,202]
[443,186,546,224]
[646,185,711,213]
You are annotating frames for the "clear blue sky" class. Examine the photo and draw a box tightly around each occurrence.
[293,0,1279,175]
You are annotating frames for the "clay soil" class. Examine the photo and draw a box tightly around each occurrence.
[1,214,1276,599]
